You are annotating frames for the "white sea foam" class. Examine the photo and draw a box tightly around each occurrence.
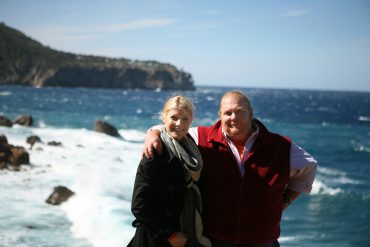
[119,129,146,142]
[278,236,301,243]
[354,145,370,153]
[311,167,342,195]
[0,126,141,246]
[358,116,370,122]
[0,91,11,96]
[310,166,363,196]
[311,179,342,195]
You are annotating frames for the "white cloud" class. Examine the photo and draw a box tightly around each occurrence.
[26,26,100,45]
[97,18,175,32]
[26,18,175,44]
[281,9,310,17]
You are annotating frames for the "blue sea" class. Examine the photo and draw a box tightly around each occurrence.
[0,85,369,247]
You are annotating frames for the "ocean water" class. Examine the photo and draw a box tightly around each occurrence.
[0,85,369,247]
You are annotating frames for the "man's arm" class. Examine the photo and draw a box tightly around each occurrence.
[143,126,162,158]
[284,142,318,209]
[143,126,198,158]
[288,143,318,193]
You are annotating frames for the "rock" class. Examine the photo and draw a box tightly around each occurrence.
[46,186,75,205]
[0,135,29,170]
[0,144,11,162]
[25,225,38,229]
[0,115,13,127]
[47,141,62,146]
[0,135,12,170]
[0,135,8,145]
[9,147,30,167]
[13,114,33,126]
[26,135,42,147]
[94,120,120,137]
[0,161,8,169]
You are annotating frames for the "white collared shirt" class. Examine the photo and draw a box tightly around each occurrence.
[221,127,258,177]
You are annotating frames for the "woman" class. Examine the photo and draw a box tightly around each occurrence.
[128,96,211,247]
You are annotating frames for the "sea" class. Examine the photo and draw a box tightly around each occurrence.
[0,85,369,247]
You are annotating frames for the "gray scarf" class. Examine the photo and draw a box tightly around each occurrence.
[160,127,203,182]
[160,128,211,247]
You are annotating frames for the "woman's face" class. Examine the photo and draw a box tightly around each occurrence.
[162,108,192,141]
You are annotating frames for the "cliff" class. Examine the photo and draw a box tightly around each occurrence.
[0,23,195,90]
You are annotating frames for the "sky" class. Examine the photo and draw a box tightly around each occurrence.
[1,0,370,92]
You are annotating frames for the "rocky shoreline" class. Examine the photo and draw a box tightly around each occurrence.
[0,113,122,206]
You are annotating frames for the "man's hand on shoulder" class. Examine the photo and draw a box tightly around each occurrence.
[143,129,162,158]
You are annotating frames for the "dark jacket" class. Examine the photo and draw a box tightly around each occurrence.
[128,144,188,247]
[197,119,291,244]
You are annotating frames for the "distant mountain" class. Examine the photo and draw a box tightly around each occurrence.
[0,23,195,90]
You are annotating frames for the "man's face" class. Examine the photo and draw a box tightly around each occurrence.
[219,95,253,140]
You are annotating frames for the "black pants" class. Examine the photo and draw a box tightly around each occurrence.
[210,238,280,247]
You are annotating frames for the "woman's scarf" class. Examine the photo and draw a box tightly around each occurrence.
[160,128,211,247]
[160,127,202,181]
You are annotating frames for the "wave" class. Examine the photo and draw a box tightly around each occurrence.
[1,126,142,246]
[358,116,370,122]
[0,91,12,96]
[354,145,370,153]
[310,166,363,196]
[278,236,302,243]
[311,179,342,195]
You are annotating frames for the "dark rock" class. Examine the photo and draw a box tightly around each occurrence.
[13,114,33,126]
[0,161,8,169]
[0,136,12,170]
[26,135,42,147]
[46,186,75,205]
[0,135,8,145]
[9,147,30,167]
[0,135,30,170]
[0,144,11,162]
[25,225,38,229]
[0,115,13,127]
[94,120,120,137]
[47,141,62,146]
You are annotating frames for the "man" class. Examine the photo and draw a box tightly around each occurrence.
[144,91,317,247]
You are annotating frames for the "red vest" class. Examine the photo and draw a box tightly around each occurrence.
[197,119,291,244]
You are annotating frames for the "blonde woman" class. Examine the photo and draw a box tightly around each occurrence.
[128,96,211,247]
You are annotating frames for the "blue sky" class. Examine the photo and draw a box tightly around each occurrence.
[1,0,370,92]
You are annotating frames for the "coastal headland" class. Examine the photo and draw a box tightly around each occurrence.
[0,23,195,90]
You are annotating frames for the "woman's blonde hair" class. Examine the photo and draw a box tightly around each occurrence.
[161,95,194,118]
